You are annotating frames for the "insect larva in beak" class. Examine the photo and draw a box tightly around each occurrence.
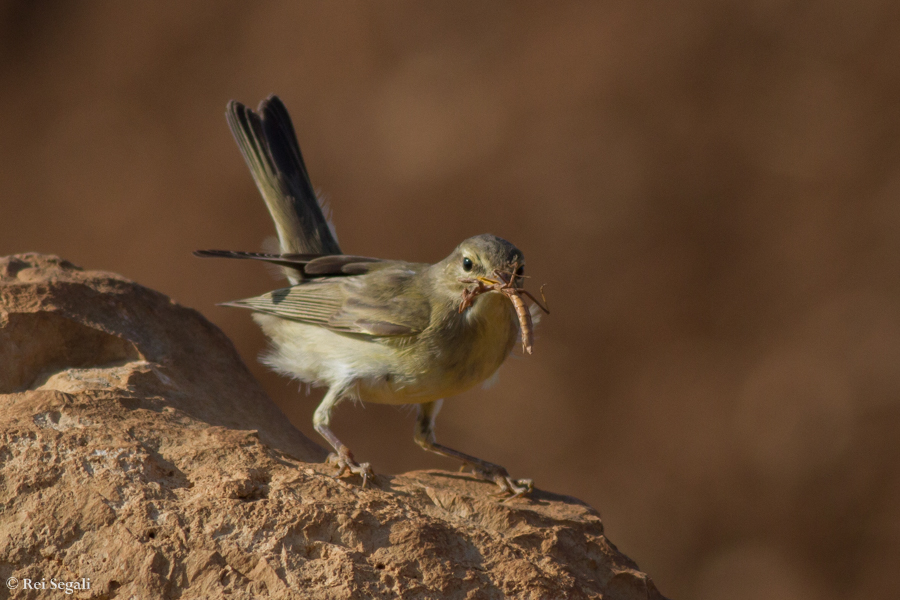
[503,288,534,354]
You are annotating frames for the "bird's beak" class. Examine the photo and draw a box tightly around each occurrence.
[477,275,501,286]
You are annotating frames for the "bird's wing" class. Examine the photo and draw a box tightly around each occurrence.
[193,249,383,277]
[222,263,431,337]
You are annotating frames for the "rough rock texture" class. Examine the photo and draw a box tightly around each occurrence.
[0,254,666,600]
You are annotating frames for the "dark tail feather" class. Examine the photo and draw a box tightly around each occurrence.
[226,96,341,282]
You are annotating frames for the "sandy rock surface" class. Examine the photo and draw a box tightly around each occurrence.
[0,254,665,599]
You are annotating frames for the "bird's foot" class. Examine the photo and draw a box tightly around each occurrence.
[463,461,534,500]
[326,449,375,488]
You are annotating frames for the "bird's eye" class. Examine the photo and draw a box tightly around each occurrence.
[462,257,473,272]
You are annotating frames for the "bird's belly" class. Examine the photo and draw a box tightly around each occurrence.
[356,351,508,405]
[357,354,502,405]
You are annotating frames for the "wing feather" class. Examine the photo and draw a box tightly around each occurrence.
[222,265,431,337]
[194,249,384,277]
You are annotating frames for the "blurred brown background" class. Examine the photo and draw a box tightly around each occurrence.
[2,1,899,598]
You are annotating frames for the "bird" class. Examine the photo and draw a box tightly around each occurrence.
[195,95,545,497]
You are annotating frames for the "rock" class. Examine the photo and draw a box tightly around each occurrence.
[0,254,666,599]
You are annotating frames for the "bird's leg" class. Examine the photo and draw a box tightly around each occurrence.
[314,386,374,487]
[414,400,533,499]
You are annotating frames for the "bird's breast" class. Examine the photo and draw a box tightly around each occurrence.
[365,291,517,403]
[459,291,519,360]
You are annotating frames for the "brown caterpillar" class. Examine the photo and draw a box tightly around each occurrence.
[502,286,535,354]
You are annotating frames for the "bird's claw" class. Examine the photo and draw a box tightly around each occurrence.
[469,462,534,500]
[326,451,375,488]
[493,477,534,501]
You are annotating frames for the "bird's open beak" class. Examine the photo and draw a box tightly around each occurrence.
[478,271,512,286]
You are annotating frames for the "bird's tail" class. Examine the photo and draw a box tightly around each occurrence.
[226,96,341,283]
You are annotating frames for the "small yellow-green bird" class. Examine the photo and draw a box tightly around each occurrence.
[196,96,543,497]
